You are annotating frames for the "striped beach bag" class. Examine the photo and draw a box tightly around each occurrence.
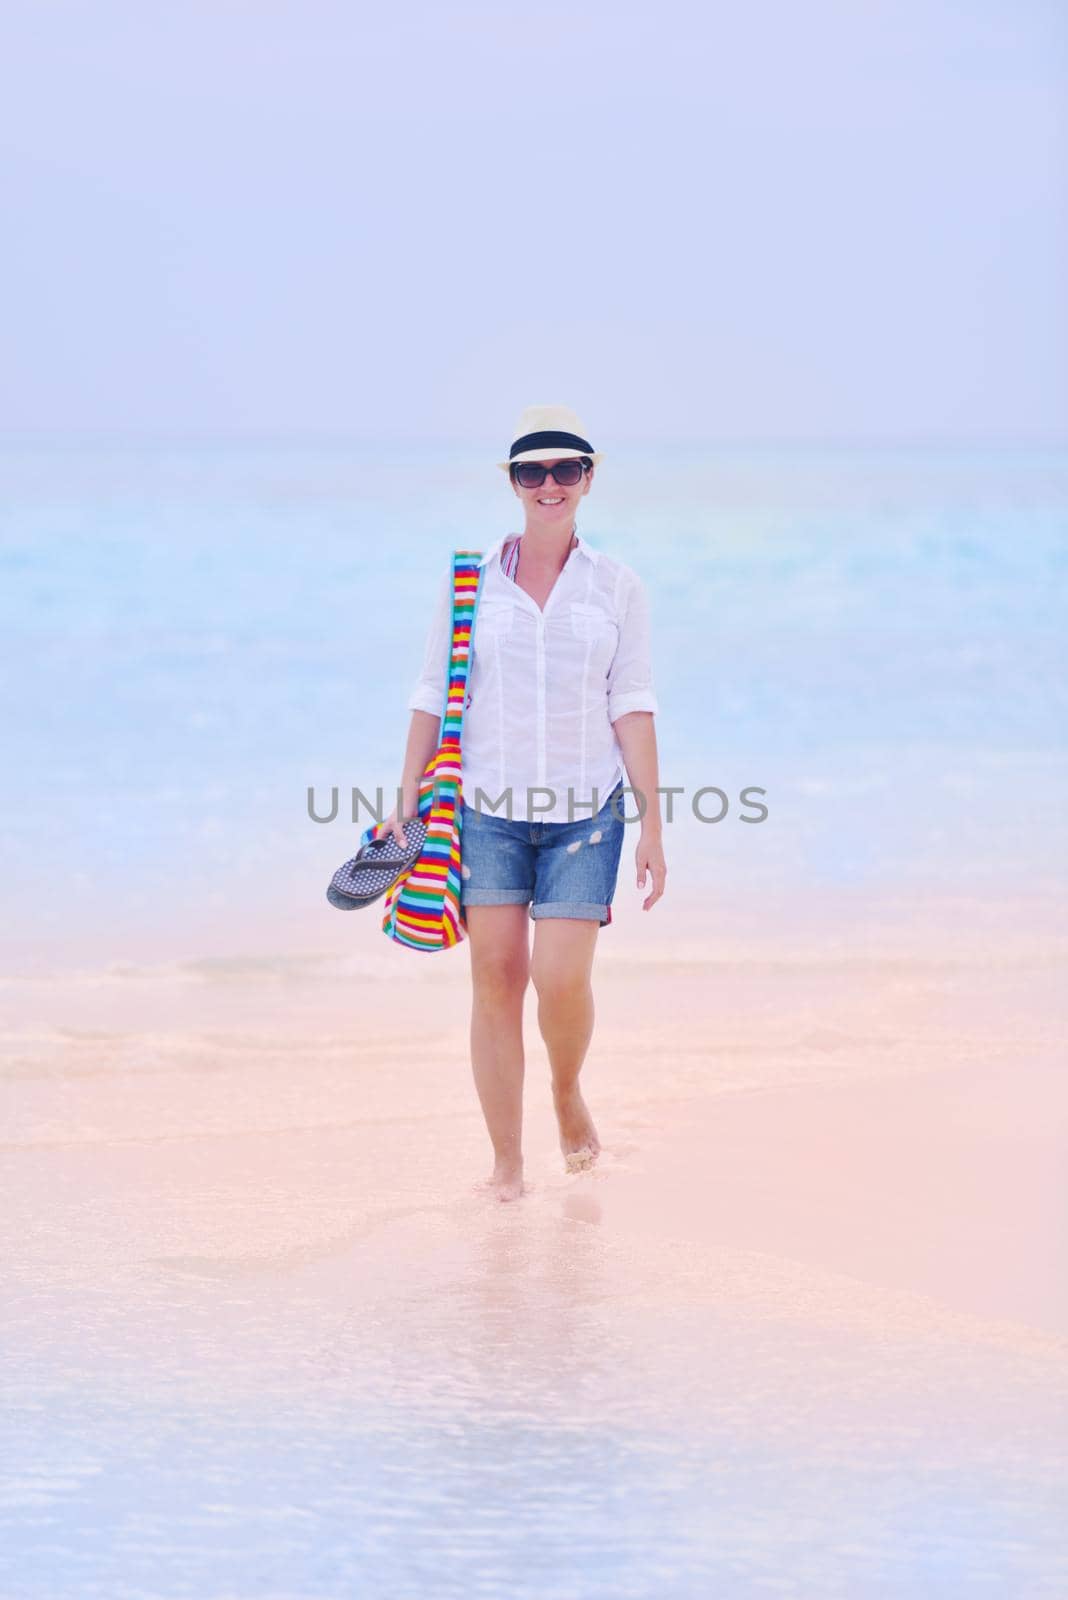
[361,549,484,952]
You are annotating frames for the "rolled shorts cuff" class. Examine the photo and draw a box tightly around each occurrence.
[530,900,611,926]
[460,888,532,907]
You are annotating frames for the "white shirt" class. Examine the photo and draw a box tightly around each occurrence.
[406,529,659,823]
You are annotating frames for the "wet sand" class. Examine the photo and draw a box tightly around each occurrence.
[2,882,1067,1596]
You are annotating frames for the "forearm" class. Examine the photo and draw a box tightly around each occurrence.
[400,710,442,794]
[611,711,662,834]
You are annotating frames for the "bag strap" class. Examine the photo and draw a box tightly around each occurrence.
[439,549,484,744]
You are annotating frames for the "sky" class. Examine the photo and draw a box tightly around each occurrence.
[1,0,1065,447]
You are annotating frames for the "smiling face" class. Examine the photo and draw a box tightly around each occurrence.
[510,456,594,530]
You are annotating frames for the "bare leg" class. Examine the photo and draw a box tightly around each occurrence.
[530,918,602,1171]
[466,904,531,1201]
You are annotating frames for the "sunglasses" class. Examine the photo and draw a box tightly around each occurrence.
[511,459,590,489]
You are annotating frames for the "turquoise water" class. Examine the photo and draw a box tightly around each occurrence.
[2,441,1065,967]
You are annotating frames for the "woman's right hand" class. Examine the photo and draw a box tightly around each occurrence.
[382,782,420,848]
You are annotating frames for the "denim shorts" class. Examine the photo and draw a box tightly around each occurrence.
[459,780,627,926]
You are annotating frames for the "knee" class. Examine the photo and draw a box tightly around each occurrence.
[472,953,530,1006]
[530,963,591,1009]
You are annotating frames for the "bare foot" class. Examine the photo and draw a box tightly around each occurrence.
[553,1086,601,1173]
[485,1158,524,1202]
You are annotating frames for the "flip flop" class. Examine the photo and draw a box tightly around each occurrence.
[326,817,428,910]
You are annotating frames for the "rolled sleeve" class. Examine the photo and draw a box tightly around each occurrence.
[405,567,452,716]
[607,572,659,722]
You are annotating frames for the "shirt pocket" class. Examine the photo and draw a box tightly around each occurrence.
[474,597,515,640]
[569,601,617,644]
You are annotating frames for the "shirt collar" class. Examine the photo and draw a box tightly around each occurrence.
[478,530,599,570]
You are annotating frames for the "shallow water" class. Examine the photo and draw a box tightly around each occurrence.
[6,1254,1067,1600]
[4,885,1068,1595]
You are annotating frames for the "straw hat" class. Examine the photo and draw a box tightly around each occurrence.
[497,403,603,473]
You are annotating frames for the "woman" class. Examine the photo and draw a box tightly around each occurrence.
[383,404,666,1202]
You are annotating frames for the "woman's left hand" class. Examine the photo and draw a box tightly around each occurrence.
[636,831,667,911]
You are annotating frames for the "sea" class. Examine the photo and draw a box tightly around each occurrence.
[2,439,1065,972]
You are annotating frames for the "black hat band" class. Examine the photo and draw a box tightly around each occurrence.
[509,429,594,460]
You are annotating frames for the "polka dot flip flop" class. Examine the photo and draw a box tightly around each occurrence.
[326,817,429,910]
